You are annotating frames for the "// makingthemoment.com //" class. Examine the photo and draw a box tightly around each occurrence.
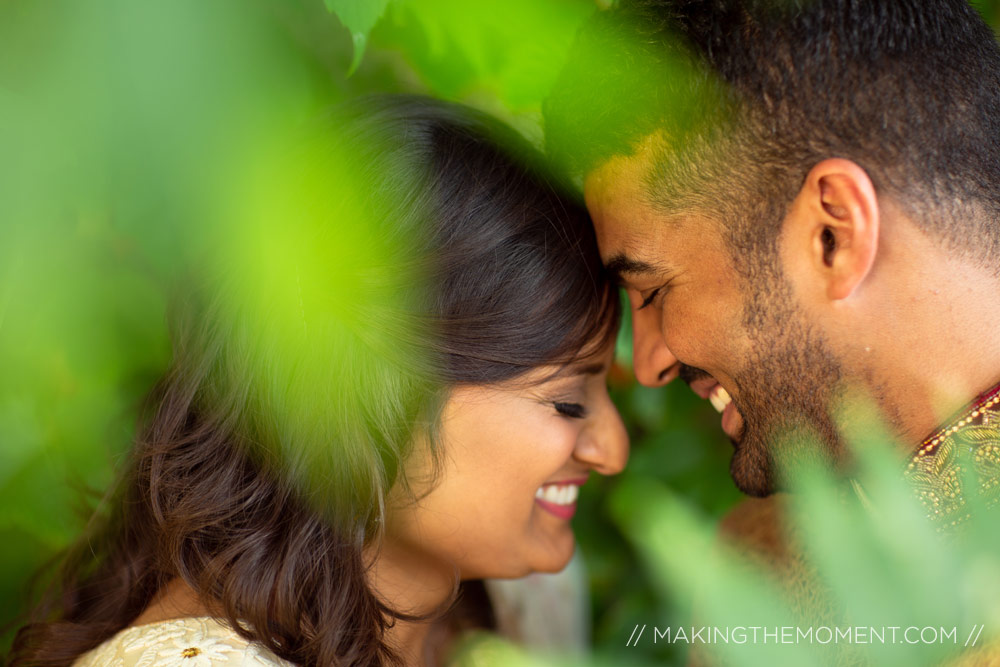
[624,625,985,647]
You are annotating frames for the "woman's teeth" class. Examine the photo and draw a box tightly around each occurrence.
[709,385,732,413]
[535,484,579,505]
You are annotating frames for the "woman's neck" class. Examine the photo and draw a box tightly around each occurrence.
[365,539,460,666]
[130,578,214,626]
[131,544,458,666]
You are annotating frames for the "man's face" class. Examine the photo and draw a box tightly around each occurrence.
[584,150,844,496]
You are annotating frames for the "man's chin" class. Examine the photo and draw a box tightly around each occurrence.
[730,464,776,497]
[729,429,776,498]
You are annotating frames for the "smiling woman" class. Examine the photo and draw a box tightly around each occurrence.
[8,95,627,667]
[387,355,625,586]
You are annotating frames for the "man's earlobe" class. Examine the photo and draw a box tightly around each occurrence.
[808,159,880,301]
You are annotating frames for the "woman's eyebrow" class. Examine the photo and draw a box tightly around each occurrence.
[573,362,607,376]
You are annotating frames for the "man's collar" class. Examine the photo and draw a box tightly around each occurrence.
[912,382,1000,461]
[904,380,1000,528]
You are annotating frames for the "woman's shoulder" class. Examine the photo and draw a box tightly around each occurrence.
[74,616,294,667]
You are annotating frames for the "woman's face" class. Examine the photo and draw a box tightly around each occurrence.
[385,341,629,580]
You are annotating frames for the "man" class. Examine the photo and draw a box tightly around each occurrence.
[544,5,1000,662]
[544,0,1000,524]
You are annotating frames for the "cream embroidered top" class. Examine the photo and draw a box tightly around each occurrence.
[74,617,293,666]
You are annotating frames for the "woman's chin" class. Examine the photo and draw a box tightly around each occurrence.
[529,555,573,576]
[461,539,575,580]
[514,537,577,577]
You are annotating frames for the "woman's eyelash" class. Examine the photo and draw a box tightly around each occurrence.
[553,402,587,419]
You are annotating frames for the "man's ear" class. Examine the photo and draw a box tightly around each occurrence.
[785,158,880,301]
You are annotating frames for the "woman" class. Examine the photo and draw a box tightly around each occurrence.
[10,95,627,666]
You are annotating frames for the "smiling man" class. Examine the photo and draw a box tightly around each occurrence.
[544,0,1000,511]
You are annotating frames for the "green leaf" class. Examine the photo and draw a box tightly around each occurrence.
[323,0,392,74]
[379,0,592,111]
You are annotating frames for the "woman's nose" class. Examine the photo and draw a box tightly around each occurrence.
[573,397,629,475]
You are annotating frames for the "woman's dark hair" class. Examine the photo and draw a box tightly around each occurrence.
[8,95,619,666]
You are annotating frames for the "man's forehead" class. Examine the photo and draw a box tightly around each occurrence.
[583,140,659,211]
[585,174,718,288]
[584,158,657,248]
[583,152,676,276]
[582,133,725,281]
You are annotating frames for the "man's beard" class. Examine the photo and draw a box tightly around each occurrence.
[727,269,845,497]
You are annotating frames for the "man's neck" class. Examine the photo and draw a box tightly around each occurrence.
[855,229,1000,450]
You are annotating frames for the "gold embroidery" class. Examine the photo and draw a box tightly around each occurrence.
[904,384,1000,528]
[182,647,202,658]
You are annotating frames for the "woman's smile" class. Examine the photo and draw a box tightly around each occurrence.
[534,478,588,520]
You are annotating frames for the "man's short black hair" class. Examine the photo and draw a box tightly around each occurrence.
[544,0,1000,265]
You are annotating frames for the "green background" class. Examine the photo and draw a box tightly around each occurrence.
[3,1,1000,665]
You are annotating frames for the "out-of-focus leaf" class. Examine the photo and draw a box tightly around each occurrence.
[374,0,592,142]
[323,0,392,74]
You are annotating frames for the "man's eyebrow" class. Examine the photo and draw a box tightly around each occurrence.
[605,253,662,285]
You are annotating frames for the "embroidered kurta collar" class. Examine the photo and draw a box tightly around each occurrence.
[904,382,1000,528]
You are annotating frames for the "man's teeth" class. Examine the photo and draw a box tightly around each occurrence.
[534,484,579,505]
[709,385,732,414]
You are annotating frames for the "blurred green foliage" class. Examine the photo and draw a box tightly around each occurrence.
[3,0,1000,665]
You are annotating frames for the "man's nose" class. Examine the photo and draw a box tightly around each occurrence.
[631,306,678,387]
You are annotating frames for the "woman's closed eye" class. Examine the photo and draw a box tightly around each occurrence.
[553,402,587,419]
